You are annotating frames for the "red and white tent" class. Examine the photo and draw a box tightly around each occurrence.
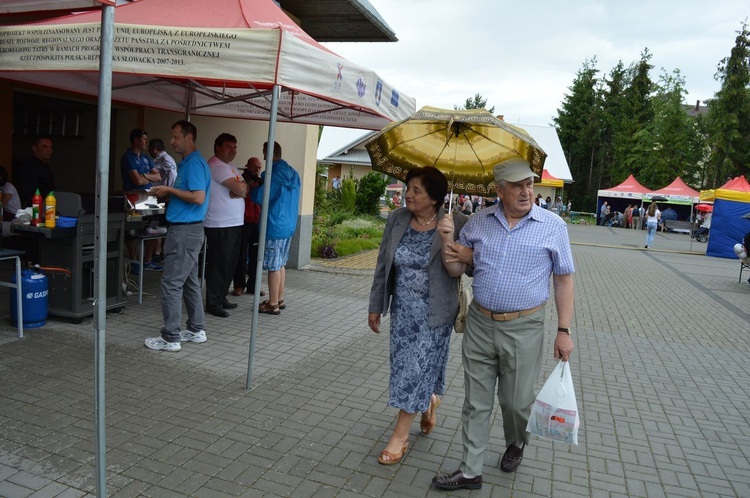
[645,176,700,204]
[0,0,415,129]
[597,174,654,200]
[0,0,117,14]
[2,4,415,493]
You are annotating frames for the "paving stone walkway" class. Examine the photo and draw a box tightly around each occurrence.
[0,224,748,497]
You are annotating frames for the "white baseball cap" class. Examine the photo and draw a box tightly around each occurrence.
[493,158,539,183]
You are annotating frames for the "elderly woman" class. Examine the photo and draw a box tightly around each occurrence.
[368,166,468,465]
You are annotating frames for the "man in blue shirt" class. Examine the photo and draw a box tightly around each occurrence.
[122,128,163,270]
[433,159,575,490]
[145,120,211,352]
[121,128,160,191]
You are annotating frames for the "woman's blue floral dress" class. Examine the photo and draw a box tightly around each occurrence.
[389,226,453,414]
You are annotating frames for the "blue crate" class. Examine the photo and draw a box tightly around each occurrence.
[56,216,77,228]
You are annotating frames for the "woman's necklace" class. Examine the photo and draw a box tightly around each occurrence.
[414,212,437,226]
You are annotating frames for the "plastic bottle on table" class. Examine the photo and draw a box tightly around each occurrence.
[45,191,56,228]
[32,189,42,226]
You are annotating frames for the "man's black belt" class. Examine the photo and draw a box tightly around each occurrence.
[167,221,202,226]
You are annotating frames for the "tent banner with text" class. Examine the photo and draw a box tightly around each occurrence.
[0,23,278,82]
[0,24,414,128]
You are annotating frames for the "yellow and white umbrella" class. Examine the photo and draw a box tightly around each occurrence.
[366,106,547,198]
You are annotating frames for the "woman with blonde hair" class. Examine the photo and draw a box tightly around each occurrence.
[644,202,660,249]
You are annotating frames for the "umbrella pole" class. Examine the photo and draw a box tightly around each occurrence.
[448,142,458,215]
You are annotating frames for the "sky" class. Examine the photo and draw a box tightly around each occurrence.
[323,0,749,127]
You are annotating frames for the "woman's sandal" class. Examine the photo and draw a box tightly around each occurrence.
[378,441,409,465]
[258,301,281,315]
[420,395,442,435]
[278,299,286,310]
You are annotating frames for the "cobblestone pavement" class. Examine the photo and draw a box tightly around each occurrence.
[0,224,748,497]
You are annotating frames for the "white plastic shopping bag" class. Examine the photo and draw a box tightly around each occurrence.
[526,361,580,445]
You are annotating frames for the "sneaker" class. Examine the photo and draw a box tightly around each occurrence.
[144,261,164,271]
[144,337,181,352]
[180,329,207,343]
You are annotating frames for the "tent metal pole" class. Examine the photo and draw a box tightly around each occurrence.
[94,4,115,497]
[246,84,280,389]
[185,82,193,121]
[689,205,695,252]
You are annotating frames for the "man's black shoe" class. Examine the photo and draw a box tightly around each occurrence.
[206,307,229,318]
[500,444,524,473]
[222,301,238,310]
[432,470,482,491]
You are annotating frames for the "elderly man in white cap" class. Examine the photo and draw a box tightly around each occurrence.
[432,158,576,491]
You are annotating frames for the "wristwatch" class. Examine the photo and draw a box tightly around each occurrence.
[557,327,571,335]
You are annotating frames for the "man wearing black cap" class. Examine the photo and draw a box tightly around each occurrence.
[433,158,576,490]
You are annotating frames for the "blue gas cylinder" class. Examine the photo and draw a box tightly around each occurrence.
[10,269,49,329]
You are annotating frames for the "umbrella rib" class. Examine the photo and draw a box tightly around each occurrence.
[387,126,449,149]
[432,139,452,168]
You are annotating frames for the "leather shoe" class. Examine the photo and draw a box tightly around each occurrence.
[500,444,524,473]
[206,307,229,318]
[432,470,482,491]
[230,287,243,296]
[222,301,238,310]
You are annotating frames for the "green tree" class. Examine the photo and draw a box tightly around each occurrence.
[355,172,388,215]
[455,93,495,113]
[340,178,356,213]
[705,21,750,185]
[554,58,602,211]
[599,61,628,189]
[313,163,331,216]
[612,49,655,183]
[639,69,705,188]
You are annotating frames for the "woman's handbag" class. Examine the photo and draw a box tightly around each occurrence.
[453,275,472,334]
[526,361,580,444]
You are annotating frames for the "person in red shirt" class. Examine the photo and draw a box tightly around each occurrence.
[232,157,266,296]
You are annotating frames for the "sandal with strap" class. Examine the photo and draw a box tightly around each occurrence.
[378,441,409,465]
[278,299,286,310]
[420,394,441,435]
[259,301,281,315]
